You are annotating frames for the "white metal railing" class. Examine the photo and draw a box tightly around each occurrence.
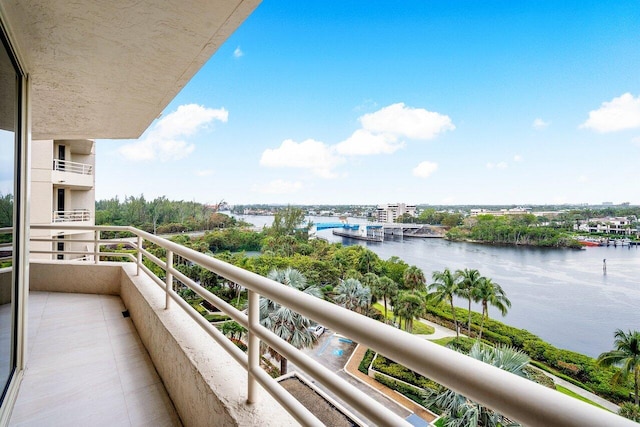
[53,159,93,175]
[29,225,635,427]
[0,227,12,263]
[52,210,91,223]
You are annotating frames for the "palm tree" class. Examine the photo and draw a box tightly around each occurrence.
[473,277,511,340]
[357,249,380,274]
[376,276,398,323]
[361,272,380,310]
[423,342,529,427]
[597,329,640,407]
[429,268,461,338]
[334,278,371,314]
[260,268,323,374]
[456,268,482,336]
[395,292,424,333]
[403,265,426,292]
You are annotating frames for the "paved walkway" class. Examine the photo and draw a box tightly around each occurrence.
[417,318,461,340]
[343,344,437,424]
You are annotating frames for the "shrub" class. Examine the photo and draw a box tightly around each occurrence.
[358,349,375,375]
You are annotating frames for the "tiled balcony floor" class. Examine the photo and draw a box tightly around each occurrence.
[9,292,181,426]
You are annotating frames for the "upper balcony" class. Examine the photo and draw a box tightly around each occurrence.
[52,209,91,224]
[51,159,93,189]
[15,224,636,426]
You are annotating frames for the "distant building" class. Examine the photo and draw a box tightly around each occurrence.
[469,207,563,219]
[376,203,416,223]
[574,217,638,235]
[30,139,96,260]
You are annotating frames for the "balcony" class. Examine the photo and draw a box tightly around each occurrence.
[52,210,91,224]
[52,159,93,189]
[15,225,635,426]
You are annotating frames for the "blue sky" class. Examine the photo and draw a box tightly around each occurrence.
[96,1,640,206]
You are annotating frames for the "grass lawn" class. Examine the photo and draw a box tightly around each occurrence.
[555,385,610,411]
[373,302,435,335]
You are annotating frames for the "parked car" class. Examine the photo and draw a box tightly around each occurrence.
[308,324,325,337]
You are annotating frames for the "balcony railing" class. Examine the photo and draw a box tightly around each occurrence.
[0,227,12,263]
[52,210,91,223]
[29,225,635,426]
[53,159,93,175]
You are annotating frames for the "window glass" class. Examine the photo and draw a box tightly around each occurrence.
[0,29,17,403]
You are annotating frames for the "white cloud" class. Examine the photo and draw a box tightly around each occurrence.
[412,161,438,178]
[233,47,244,58]
[513,154,523,162]
[486,162,508,170]
[195,169,214,177]
[259,139,344,178]
[532,118,550,130]
[578,175,588,183]
[335,129,404,155]
[360,103,455,140]
[580,93,640,132]
[252,179,303,194]
[119,104,228,162]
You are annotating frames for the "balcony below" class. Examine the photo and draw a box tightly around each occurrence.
[9,291,181,426]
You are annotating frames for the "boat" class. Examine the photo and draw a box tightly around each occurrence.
[577,237,603,247]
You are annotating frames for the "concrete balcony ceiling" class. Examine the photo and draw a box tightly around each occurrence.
[1,0,260,140]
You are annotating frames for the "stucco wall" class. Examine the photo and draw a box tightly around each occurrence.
[0,268,11,305]
[29,261,121,295]
[119,264,298,427]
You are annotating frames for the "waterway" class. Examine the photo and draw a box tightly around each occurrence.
[235,214,640,358]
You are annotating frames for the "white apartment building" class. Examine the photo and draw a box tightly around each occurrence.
[30,139,95,260]
[376,203,416,223]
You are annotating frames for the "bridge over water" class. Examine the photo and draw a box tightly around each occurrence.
[314,222,445,241]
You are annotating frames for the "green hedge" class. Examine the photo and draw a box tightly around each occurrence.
[358,349,375,375]
[372,355,440,391]
[374,374,443,416]
[424,303,632,403]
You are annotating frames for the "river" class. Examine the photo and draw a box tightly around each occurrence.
[234,214,640,358]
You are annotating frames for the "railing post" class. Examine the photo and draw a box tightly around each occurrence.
[165,250,173,309]
[136,235,142,276]
[94,229,100,264]
[247,289,259,403]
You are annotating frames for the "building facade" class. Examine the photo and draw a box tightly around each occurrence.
[30,139,95,260]
[376,203,416,223]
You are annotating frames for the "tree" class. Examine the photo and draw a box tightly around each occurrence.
[260,268,323,374]
[357,249,381,275]
[376,276,398,323]
[334,278,371,314]
[456,268,483,336]
[597,329,640,407]
[403,265,426,292]
[429,268,461,338]
[473,278,511,340]
[395,292,424,333]
[423,342,529,427]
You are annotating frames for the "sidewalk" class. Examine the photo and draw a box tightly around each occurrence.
[343,344,437,424]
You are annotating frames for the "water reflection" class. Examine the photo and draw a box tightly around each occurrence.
[235,214,640,357]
